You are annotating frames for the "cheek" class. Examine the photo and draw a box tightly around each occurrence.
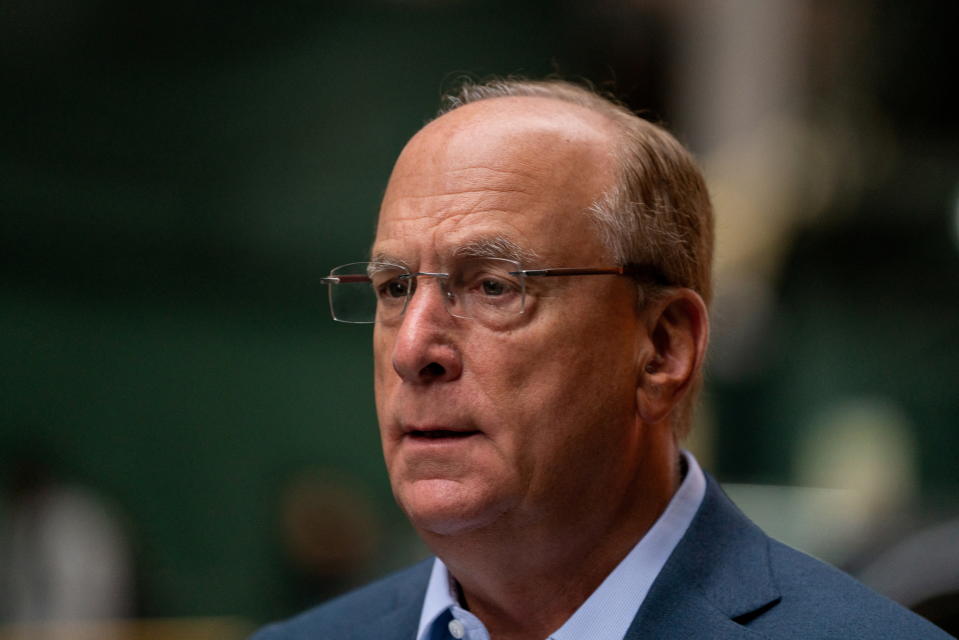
[466,329,585,462]
[483,316,638,444]
[372,327,394,385]
[372,329,398,440]
[491,319,625,399]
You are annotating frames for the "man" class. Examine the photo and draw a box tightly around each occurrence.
[253,79,949,639]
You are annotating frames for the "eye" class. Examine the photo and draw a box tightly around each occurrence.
[468,274,521,303]
[377,277,410,300]
[480,278,507,296]
[453,258,523,312]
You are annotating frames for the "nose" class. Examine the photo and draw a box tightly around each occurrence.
[390,277,463,384]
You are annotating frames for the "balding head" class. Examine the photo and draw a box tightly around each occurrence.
[424,79,714,438]
[378,96,623,273]
[382,96,617,252]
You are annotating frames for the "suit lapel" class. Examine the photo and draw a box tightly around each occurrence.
[625,475,780,639]
[347,560,431,640]
[625,590,770,640]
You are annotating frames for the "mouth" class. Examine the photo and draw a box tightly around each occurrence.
[404,427,482,441]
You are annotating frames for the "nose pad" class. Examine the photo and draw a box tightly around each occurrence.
[414,274,465,319]
[436,279,459,315]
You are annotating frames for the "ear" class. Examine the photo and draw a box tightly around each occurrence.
[636,289,709,425]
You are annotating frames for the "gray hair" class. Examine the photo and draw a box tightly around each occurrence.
[439,78,714,438]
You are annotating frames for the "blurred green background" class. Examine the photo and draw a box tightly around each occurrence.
[1,0,957,633]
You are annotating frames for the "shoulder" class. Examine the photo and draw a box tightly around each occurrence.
[249,559,433,640]
[759,539,951,638]
[662,474,952,638]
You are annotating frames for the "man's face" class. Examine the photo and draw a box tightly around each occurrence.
[372,98,648,537]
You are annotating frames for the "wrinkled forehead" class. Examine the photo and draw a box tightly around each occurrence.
[374,97,617,266]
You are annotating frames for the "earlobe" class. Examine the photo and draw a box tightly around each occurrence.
[636,289,709,425]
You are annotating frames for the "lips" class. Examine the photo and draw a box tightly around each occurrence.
[410,429,479,439]
[403,425,482,440]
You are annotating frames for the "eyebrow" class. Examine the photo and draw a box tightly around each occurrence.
[370,235,541,269]
[368,252,410,270]
[452,236,540,265]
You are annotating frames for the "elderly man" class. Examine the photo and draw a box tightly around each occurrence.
[253,79,948,639]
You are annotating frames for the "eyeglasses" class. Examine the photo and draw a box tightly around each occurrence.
[320,257,665,327]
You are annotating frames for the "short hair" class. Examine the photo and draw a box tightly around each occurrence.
[439,78,714,438]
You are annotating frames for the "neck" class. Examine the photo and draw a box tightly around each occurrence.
[420,426,680,640]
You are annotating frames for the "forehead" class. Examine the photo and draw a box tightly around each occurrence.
[372,97,617,265]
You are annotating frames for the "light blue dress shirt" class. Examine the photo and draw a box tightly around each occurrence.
[414,450,707,640]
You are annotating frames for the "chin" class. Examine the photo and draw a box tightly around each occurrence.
[396,477,509,537]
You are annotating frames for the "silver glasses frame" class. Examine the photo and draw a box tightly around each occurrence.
[320,259,665,325]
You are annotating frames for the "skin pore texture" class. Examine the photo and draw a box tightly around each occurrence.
[372,96,708,640]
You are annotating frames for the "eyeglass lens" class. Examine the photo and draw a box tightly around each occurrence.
[327,258,526,325]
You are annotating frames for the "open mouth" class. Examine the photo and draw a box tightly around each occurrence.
[408,429,480,440]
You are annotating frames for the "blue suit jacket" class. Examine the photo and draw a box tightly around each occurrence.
[252,475,951,639]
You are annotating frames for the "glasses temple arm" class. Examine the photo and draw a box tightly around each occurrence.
[514,267,624,277]
[513,265,670,285]
[321,274,371,284]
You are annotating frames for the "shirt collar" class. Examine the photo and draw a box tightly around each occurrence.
[548,449,705,639]
[416,556,460,640]
[416,450,707,640]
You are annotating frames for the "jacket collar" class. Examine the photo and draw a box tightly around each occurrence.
[344,559,432,640]
[373,475,781,640]
[625,474,781,639]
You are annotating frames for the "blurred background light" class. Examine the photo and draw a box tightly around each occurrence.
[1,0,957,636]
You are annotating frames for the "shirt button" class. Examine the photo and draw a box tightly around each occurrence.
[448,618,466,639]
